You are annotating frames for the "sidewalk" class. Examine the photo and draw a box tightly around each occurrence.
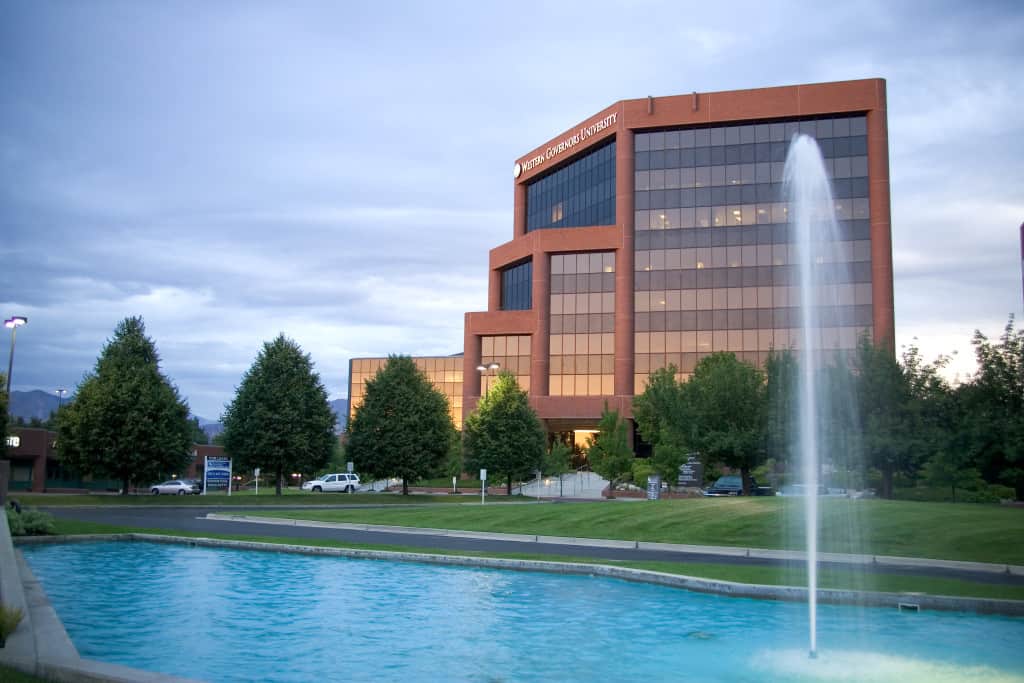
[204,513,1024,577]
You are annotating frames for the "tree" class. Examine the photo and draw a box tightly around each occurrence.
[463,371,546,495]
[221,335,335,495]
[684,352,766,495]
[543,437,573,497]
[853,336,919,499]
[586,406,633,498]
[0,372,7,455]
[764,349,799,471]
[346,355,455,495]
[188,417,209,445]
[56,317,192,495]
[632,366,692,488]
[960,317,1024,499]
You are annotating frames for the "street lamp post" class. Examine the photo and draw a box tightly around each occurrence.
[476,361,500,398]
[56,388,67,411]
[4,316,28,396]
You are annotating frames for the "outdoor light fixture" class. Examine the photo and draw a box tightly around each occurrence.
[5,315,28,396]
[56,387,67,410]
[477,361,501,398]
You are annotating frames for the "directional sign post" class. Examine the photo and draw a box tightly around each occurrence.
[480,469,487,505]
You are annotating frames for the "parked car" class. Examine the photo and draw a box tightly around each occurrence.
[150,480,201,495]
[302,473,361,493]
[702,475,773,496]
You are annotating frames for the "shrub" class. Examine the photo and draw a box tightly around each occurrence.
[0,603,23,644]
[630,459,654,489]
[893,485,1011,504]
[5,508,55,536]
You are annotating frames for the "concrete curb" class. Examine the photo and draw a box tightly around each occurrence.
[18,533,1024,618]
[205,513,1024,576]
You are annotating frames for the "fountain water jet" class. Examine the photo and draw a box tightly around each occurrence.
[783,134,845,660]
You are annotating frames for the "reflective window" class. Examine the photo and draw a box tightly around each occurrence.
[527,141,616,231]
[550,252,615,397]
[480,336,532,396]
[349,356,464,429]
[501,260,532,310]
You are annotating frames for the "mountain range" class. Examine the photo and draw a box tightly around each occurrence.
[7,390,349,436]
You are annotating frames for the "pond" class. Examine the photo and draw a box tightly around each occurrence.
[21,541,1024,682]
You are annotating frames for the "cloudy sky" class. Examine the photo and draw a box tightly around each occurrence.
[1,1,1022,419]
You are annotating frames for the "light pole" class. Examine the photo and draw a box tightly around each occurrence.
[5,316,28,396]
[476,361,500,398]
[56,388,67,411]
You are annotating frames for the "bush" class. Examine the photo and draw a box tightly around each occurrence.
[0,603,23,644]
[5,511,25,536]
[631,459,654,489]
[893,484,1012,504]
[6,508,55,536]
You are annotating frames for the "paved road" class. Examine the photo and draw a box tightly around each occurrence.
[45,505,1024,587]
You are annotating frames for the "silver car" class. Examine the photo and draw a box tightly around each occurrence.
[150,480,200,495]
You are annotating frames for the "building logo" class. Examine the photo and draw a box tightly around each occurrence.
[513,162,522,179]
[516,112,618,178]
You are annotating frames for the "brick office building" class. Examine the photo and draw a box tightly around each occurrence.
[352,78,894,450]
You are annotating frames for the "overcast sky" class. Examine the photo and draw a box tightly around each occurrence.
[1,1,1022,419]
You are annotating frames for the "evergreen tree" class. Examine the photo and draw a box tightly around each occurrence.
[463,371,546,495]
[347,355,455,495]
[57,317,192,494]
[221,335,335,495]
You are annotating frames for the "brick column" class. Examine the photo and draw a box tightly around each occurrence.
[614,119,635,396]
[514,182,528,238]
[531,248,550,396]
[867,81,895,351]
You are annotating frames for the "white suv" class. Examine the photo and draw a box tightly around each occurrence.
[302,473,361,493]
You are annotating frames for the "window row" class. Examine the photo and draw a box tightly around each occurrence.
[635,261,874,294]
[551,252,616,275]
[550,292,616,315]
[550,272,616,295]
[634,220,872,249]
[550,333,616,356]
[551,354,615,375]
[636,241,871,271]
[635,178,868,210]
[634,325,872,355]
[527,141,616,232]
[549,374,615,398]
[635,116,868,151]
[635,137,867,170]
[634,305,874,332]
[636,156,867,191]
[479,354,532,376]
[551,312,615,334]
[634,283,873,312]
[481,335,531,358]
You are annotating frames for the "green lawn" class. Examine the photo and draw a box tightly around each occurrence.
[15,490,515,506]
[0,663,50,682]
[43,518,1024,601]
[241,497,1024,565]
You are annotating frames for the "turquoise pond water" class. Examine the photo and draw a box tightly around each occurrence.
[21,541,1024,683]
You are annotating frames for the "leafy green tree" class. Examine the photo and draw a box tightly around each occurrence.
[221,335,335,495]
[685,352,766,495]
[543,437,573,497]
[0,372,7,455]
[853,336,920,499]
[586,406,634,498]
[56,317,192,495]
[463,371,546,495]
[649,427,688,488]
[959,317,1024,499]
[188,417,209,445]
[632,365,688,450]
[347,355,455,495]
[921,449,984,502]
[764,349,799,470]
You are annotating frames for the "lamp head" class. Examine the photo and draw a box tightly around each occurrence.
[487,362,500,371]
[4,316,27,329]
[476,365,487,373]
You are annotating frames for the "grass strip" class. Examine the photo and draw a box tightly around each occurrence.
[239,497,1024,565]
[38,519,1024,602]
